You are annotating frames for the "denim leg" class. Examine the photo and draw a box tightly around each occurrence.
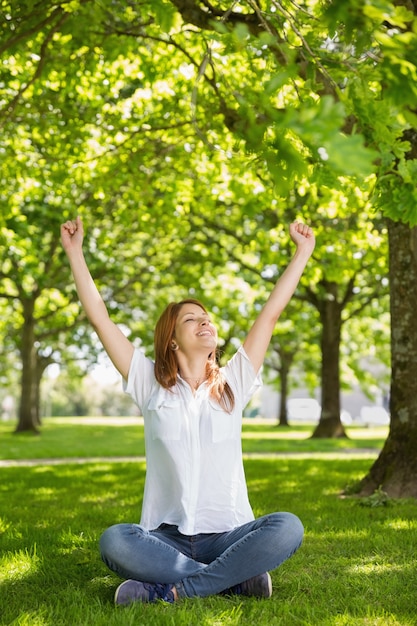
[99,523,207,583]
[176,512,304,598]
[100,513,303,599]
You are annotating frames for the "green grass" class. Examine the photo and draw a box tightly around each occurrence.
[0,417,387,460]
[1,419,416,625]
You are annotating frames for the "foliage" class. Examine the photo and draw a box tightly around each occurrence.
[359,485,392,508]
[2,0,415,435]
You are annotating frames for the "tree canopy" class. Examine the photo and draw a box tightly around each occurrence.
[1,0,417,495]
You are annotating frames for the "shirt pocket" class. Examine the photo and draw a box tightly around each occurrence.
[148,395,182,441]
[208,399,235,443]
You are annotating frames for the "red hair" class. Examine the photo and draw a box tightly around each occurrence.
[154,299,235,412]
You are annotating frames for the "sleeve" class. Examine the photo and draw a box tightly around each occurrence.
[222,345,263,408]
[123,348,156,413]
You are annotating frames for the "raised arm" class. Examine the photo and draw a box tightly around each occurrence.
[243,221,315,373]
[61,216,134,381]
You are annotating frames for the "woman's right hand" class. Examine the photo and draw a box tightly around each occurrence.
[61,216,84,254]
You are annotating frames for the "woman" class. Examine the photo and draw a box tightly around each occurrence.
[61,216,315,605]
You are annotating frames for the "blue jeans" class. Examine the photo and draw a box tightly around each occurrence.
[99,512,303,598]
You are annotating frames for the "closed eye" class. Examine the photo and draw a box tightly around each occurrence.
[182,314,211,324]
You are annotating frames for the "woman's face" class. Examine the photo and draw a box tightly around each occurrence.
[173,303,218,355]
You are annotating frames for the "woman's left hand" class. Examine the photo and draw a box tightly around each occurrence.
[289,221,315,254]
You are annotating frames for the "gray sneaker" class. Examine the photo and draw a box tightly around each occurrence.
[230,572,272,598]
[114,579,176,605]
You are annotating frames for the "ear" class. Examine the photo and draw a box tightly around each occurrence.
[171,342,179,351]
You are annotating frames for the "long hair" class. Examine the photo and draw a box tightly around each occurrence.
[154,298,235,412]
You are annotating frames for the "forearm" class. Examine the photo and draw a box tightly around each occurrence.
[67,248,110,329]
[263,246,312,321]
[243,245,313,372]
[61,217,134,380]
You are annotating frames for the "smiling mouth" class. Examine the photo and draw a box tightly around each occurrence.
[197,331,212,336]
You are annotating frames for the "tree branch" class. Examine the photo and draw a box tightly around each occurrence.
[169,0,263,34]
[0,4,66,55]
[0,9,69,126]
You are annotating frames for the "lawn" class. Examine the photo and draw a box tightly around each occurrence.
[0,417,387,461]
[1,419,416,625]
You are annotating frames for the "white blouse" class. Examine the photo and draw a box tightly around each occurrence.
[124,345,262,535]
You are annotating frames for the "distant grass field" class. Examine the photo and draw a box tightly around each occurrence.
[0,417,388,461]
[1,418,416,625]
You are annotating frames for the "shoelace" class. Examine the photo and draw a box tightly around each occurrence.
[144,582,175,603]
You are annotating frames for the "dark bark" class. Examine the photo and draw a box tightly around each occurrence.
[169,0,265,35]
[277,352,291,426]
[264,340,295,426]
[15,299,39,434]
[357,220,417,497]
[311,281,347,438]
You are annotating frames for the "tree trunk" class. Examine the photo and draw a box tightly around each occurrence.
[311,284,347,438]
[15,299,39,434]
[277,355,290,426]
[357,219,417,497]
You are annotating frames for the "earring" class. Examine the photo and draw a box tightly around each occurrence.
[171,342,178,351]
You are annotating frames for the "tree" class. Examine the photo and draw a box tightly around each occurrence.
[322,1,417,494]
[159,0,417,489]
[182,185,388,435]
[264,313,319,427]
[0,0,411,467]
[1,0,213,431]
[137,0,390,437]
[356,220,417,496]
